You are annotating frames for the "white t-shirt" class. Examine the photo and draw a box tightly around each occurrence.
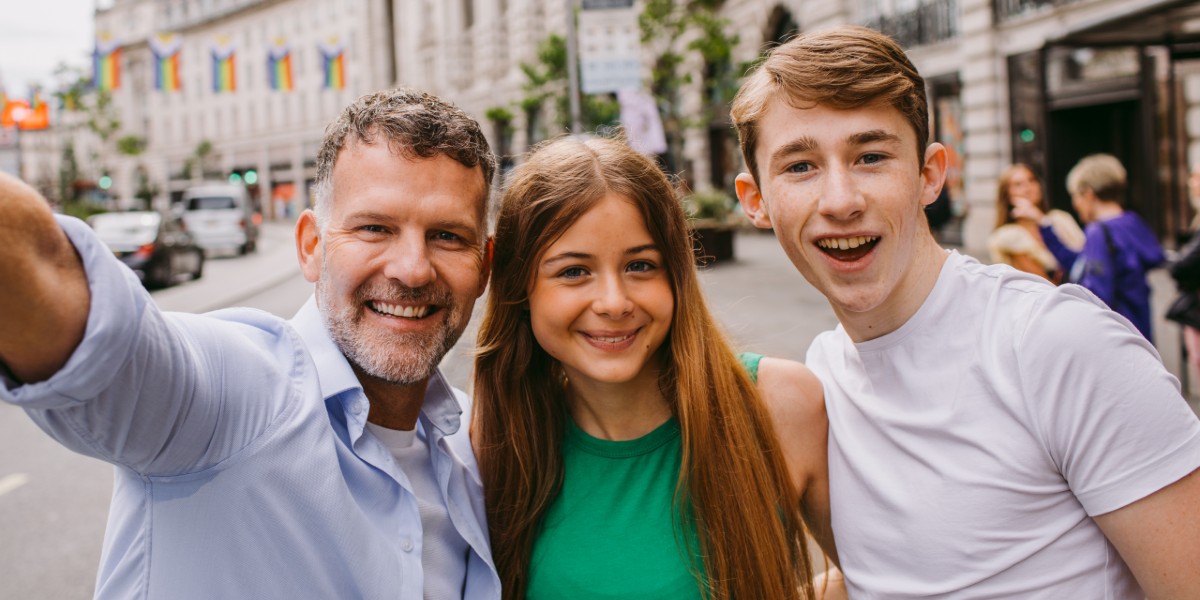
[366,421,470,600]
[807,251,1200,599]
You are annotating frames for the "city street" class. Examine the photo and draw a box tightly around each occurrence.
[2,218,1196,597]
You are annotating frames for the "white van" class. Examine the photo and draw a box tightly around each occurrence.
[180,182,260,255]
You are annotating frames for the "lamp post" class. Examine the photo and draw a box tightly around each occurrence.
[9,105,30,181]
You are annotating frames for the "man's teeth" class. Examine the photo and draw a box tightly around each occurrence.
[817,235,878,250]
[371,301,430,318]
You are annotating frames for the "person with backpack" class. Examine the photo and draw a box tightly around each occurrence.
[1013,153,1164,342]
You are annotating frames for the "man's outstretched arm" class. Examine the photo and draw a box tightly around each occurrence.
[0,173,90,384]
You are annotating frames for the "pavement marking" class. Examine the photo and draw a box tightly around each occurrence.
[0,473,31,497]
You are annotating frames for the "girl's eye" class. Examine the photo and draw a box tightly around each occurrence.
[628,260,655,273]
[560,267,587,279]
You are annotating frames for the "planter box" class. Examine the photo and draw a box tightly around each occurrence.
[691,221,735,265]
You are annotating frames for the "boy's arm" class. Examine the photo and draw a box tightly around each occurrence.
[1094,467,1200,599]
[0,173,90,383]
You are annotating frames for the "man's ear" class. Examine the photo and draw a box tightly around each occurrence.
[477,236,493,297]
[920,143,949,208]
[735,172,773,229]
[296,209,322,283]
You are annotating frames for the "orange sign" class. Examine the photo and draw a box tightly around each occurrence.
[1,100,50,130]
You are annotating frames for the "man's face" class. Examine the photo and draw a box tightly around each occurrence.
[736,100,944,325]
[297,142,490,386]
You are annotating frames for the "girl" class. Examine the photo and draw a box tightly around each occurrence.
[473,136,836,599]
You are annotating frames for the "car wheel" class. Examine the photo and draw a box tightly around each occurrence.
[148,261,171,289]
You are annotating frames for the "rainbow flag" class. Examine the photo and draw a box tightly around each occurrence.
[94,33,122,91]
[267,39,293,92]
[150,33,183,92]
[319,39,345,90]
[211,38,237,93]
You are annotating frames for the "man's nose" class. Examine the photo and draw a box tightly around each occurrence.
[382,235,436,289]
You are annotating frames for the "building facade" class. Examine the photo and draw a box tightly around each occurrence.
[18,0,1200,255]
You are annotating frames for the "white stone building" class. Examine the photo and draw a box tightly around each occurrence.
[23,0,1200,253]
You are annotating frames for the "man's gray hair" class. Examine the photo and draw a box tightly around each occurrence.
[312,88,496,228]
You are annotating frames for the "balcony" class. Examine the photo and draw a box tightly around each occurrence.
[863,0,959,48]
[994,0,1085,23]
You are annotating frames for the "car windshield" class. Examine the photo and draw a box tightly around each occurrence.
[90,212,162,246]
[188,196,237,210]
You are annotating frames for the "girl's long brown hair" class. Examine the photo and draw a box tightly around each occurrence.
[473,135,814,600]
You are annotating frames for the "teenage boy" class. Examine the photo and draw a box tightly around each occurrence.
[732,26,1200,599]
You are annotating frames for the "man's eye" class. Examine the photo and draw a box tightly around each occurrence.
[434,231,463,243]
[360,225,387,233]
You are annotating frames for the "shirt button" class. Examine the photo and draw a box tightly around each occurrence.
[350,401,364,415]
[401,538,414,552]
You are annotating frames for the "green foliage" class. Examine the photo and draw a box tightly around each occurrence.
[485,106,515,124]
[684,188,735,222]
[58,141,80,204]
[87,90,121,143]
[61,201,109,221]
[637,0,739,171]
[520,33,621,135]
[116,135,147,156]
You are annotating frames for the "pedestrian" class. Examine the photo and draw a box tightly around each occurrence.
[0,88,500,599]
[731,25,1200,598]
[1012,153,1165,341]
[987,163,1083,283]
[471,135,838,600]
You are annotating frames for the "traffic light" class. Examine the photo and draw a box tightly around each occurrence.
[228,172,242,184]
[98,175,112,190]
[244,169,258,185]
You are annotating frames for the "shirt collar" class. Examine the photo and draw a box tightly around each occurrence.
[290,295,463,436]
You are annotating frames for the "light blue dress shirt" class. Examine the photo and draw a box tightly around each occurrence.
[0,216,500,599]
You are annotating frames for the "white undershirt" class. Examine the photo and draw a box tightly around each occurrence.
[366,421,469,600]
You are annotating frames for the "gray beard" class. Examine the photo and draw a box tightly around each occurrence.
[317,270,465,387]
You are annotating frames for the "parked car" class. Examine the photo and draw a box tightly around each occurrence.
[89,211,205,289]
[180,182,261,255]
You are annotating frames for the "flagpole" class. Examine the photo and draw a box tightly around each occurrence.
[565,0,582,134]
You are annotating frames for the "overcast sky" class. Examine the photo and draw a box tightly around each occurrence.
[0,0,99,99]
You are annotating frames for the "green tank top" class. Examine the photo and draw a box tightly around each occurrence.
[526,418,704,599]
[526,354,761,599]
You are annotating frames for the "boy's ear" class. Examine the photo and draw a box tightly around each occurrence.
[735,172,773,229]
[920,143,949,208]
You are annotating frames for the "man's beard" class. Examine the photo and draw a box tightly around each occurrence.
[318,272,467,386]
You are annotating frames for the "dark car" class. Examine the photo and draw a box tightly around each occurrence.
[89,211,205,289]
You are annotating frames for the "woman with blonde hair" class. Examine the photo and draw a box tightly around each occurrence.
[987,163,1083,282]
[472,135,836,599]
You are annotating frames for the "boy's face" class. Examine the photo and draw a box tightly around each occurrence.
[736,99,945,326]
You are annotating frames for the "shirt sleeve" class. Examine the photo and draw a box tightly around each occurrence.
[1016,285,1200,516]
[1039,222,1080,276]
[1075,224,1117,307]
[0,216,299,476]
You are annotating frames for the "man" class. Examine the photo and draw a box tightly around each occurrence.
[1013,153,1165,342]
[732,26,1200,599]
[0,89,500,599]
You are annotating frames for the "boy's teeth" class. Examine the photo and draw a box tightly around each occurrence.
[818,235,877,250]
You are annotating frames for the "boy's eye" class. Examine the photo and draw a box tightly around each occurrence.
[861,153,884,165]
[786,162,811,174]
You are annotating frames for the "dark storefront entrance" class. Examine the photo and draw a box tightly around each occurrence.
[1008,0,1200,245]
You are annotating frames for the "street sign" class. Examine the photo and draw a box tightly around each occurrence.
[579,0,640,94]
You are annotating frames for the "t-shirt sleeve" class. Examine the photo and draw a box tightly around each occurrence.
[1016,285,1200,516]
[0,215,297,476]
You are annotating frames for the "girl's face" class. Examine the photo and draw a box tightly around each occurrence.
[527,194,675,390]
[1007,167,1042,207]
